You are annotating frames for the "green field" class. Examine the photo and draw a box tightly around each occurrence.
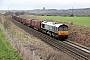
[37,16,90,27]
[0,29,22,60]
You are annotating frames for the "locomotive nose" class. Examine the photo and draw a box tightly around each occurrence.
[58,31,68,35]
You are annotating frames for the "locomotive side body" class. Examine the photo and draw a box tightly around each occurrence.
[41,21,55,32]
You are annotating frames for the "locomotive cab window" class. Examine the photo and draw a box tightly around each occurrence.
[63,27,68,30]
[59,26,68,31]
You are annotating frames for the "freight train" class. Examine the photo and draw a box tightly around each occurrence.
[11,15,68,40]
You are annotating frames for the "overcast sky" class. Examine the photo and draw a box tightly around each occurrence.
[0,0,90,10]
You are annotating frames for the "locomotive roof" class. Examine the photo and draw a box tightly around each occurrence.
[55,24,63,27]
[41,21,63,27]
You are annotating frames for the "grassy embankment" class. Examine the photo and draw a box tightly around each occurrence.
[0,29,22,60]
[37,16,90,27]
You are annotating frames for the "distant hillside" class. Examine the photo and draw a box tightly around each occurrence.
[0,8,90,16]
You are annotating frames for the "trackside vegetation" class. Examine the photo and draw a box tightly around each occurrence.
[0,29,23,60]
[37,16,90,27]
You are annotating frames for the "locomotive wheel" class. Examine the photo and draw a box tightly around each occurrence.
[50,33,52,37]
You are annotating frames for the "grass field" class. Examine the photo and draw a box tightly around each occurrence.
[0,29,22,60]
[37,16,90,27]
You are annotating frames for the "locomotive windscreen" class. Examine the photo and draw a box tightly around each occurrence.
[58,25,68,31]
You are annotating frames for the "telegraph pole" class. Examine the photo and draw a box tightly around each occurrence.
[72,7,73,14]
[71,7,74,17]
[8,7,9,12]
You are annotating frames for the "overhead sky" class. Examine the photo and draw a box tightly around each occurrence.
[0,0,90,10]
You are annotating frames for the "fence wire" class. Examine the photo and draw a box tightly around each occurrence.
[0,23,40,60]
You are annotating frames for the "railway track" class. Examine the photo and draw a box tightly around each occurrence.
[63,40,90,60]
[10,17,90,60]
